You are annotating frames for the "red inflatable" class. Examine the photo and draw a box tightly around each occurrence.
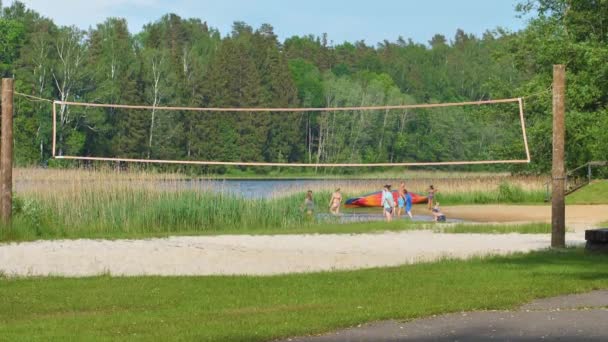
[345,190,427,208]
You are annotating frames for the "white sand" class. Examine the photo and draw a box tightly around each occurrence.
[0,231,584,277]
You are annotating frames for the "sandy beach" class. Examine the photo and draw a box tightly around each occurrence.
[0,230,584,277]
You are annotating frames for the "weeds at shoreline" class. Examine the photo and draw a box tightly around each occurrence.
[2,167,548,241]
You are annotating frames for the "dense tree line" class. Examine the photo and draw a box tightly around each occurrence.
[0,0,606,173]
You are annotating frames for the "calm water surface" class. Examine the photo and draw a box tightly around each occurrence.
[156,179,382,199]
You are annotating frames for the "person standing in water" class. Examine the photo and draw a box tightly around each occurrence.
[396,182,406,217]
[404,189,414,219]
[329,188,342,215]
[427,185,438,210]
[302,190,315,217]
[382,184,395,222]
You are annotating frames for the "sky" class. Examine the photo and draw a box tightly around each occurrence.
[8,0,527,45]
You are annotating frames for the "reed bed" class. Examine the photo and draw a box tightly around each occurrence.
[15,166,188,182]
[15,167,546,201]
[4,167,547,240]
[266,176,545,199]
[10,186,323,240]
[14,167,514,181]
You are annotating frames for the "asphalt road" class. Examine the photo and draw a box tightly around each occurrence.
[284,290,608,342]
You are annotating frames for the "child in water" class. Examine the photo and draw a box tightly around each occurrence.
[432,202,446,222]
[302,190,314,217]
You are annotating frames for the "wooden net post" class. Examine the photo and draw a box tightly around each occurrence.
[1,78,14,227]
[551,65,566,248]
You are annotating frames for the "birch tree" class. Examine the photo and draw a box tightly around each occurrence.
[87,18,140,158]
[51,25,86,156]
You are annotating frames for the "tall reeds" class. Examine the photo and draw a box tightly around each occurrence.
[5,167,547,240]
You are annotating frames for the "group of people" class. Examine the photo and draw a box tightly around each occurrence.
[381,182,413,222]
[301,183,446,222]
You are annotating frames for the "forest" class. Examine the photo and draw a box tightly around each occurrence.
[0,0,607,173]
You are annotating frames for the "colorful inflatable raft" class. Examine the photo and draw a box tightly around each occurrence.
[345,190,427,208]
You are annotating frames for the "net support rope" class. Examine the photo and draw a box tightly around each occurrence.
[46,97,532,167]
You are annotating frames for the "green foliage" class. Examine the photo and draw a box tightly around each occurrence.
[0,18,24,76]
[288,58,324,107]
[512,0,608,171]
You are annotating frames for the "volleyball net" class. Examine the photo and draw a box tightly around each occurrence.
[51,97,530,167]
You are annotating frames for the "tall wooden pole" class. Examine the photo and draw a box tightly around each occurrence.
[1,78,14,227]
[551,65,566,248]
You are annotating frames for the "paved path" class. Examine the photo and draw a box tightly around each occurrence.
[285,291,608,341]
[0,231,584,277]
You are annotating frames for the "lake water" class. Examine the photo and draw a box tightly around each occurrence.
[155,179,385,199]
[17,178,362,198]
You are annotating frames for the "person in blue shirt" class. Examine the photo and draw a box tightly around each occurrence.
[404,189,413,219]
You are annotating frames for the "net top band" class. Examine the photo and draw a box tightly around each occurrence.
[55,98,521,112]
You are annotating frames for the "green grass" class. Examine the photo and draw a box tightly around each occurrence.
[438,222,553,234]
[2,207,560,243]
[438,182,546,205]
[566,180,608,205]
[1,248,607,341]
[5,191,319,241]
[1,218,428,242]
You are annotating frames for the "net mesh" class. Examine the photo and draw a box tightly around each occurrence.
[52,98,530,167]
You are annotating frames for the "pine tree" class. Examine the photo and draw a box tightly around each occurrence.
[196,37,264,162]
[261,46,302,162]
[87,18,142,158]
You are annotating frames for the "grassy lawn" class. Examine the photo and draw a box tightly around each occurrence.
[567,180,608,205]
[1,249,607,341]
[1,220,555,242]
[438,222,553,234]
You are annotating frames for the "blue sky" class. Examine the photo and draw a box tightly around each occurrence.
[11,0,527,45]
